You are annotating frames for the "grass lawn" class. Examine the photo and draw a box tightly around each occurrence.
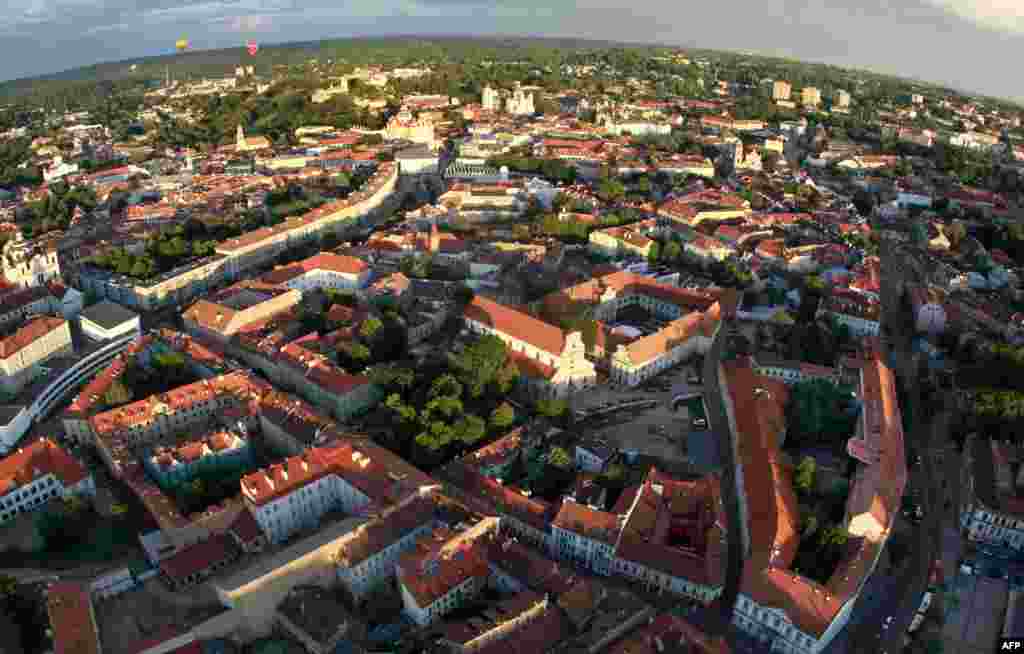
[52,518,142,564]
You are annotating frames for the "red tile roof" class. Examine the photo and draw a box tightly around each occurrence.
[0,438,88,496]
[606,613,730,654]
[463,295,565,356]
[241,440,433,507]
[0,315,67,359]
[397,526,490,607]
[158,533,236,583]
[552,500,620,544]
[47,582,100,654]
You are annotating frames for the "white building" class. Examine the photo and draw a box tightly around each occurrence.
[962,437,1024,552]
[2,232,60,289]
[335,492,438,600]
[0,439,94,525]
[241,441,436,546]
[462,295,597,399]
[397,520,497,626]
[0,316,72,394]
[482,86,501,112]
[506,87,535,116]
[264,253,371,294]
[78,301,141,343]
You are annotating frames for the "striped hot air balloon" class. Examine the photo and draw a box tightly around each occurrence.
[176,38,189,52]
[246,40,258,56]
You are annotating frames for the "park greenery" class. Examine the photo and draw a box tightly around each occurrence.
[88,227,218,279]
[371,335,520,467]
[19,181,97,237]
[0,575,51,654]
[956,341,1024,392]
[784,379,858,450]
[484,155,578,184]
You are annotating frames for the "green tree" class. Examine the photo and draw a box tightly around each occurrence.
[350,343,371,363]
[663,241,682,262]
[547,446,573,469]
[786,379,857,447]
[0,575,16,599]
[647,241,661,263]
[360,317,383,339]
[536,398,568,419]
[492,360,521,395]
[455,414,487,446]
[102,379,133,407]
[429,374,463,400]
[451,335,509,398]
[794,456,817,495]
[490,402,516,430]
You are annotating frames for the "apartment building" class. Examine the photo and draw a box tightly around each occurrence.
[437,182,526,223]
[772,81,792,102]
[463,295,597,399]
[0,285,63,329]
[816,288,881,336]
[397,520,497,626]
[0,316,72,394]
[216,163,397,280]
[182,281,302,344]
[588,224,656,259]
[241,439,435,545]
[752,355,839,386]
[801,87,822,107]
[607,613,730,654]
[334,490,439,601]
[76,255,228,312]
[719,340,906,654]
[261,252,371,293]
[962,436,1024,552]
[240,333,380,422]
[0,438,94,525]
[89,371,271,474]
[61,329,229,444]
[551,500,620,576]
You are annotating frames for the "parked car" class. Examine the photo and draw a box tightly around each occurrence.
[692,417,708,429]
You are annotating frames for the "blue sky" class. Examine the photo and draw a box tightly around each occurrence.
[1,0,1023,102]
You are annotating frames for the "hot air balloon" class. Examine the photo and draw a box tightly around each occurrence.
[176,38,189,53]
[246,40,258,56]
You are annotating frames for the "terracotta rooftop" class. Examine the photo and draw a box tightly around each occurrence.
[553,499,620,545]
[241,439,433,508]
[158,533,237,583]
[606,613,730,654]
[47,582,100,654]
[463,295,566,356]
[397,526,491,608]
[0,438,88,497]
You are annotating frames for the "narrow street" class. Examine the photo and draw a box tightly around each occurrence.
[702,318,745,642]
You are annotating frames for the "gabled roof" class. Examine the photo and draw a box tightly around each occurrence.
[47,582,100,654]
[463,295,566,356]
[0,438,88,496]
[0,315,66,359]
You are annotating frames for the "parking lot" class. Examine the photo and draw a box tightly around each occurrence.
[572,359,707,464]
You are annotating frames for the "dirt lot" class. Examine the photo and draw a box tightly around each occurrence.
[95,580,225,654]
[573,360,706,464]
